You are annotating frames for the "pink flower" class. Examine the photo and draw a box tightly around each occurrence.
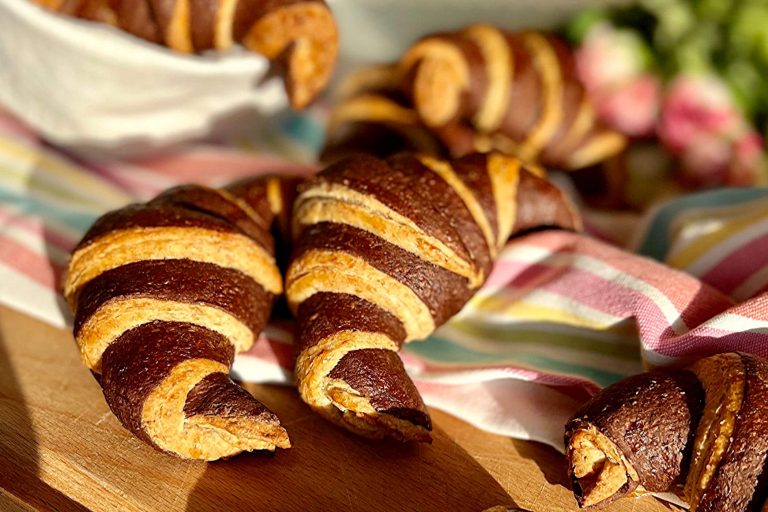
[577,26,767,189]
[735,131,763,163]
[658,75,742,154]
[679,130,765,187]
[593,74,660,137]
[729,132,765,186]
[576,23,647,93]
[678,132,733,187]
[576,24,659,137]
[659,74,765,187]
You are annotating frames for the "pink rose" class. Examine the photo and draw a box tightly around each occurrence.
[593,74,660,137]
[659,74,765,187]
[679,130,765,187]
[658,75,742,154]
[576,24,659,138]
[678,132,733,187]
[728,132,765,186]
[577,28,767,189]
[734,131,763,163]
[576,23,647,93]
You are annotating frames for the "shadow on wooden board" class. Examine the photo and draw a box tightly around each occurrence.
[186,384,520,512]
[511,439,571,490]
[0,330,87,511]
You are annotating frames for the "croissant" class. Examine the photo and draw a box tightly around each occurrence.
[32,0,338,109]
[286,151,581,441]
[63,175,299,460]
[321,26,624,170]
[565,352,768,511]
[321,64,443,163]
[397,25,626,170]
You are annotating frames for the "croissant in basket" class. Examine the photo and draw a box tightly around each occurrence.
[285,151,581,441]
[565,352,768,511]
[33,0,339,109]
[63,176,299,460]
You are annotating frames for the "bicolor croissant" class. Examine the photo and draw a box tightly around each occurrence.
[286,152,581,441]
[321,64,443,164]
[565,352,768,511]
[323,25,625,170]
[33,0,338,108]
[63,176,299,460]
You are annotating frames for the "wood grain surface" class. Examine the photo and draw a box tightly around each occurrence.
[0,305,678,512]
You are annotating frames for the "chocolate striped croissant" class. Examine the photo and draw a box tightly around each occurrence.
[321,26,625,170]
[397,25,626,170]
[286,152,581,441]
[321,64,443,164]
[565,352,768,511]
[63,175,299,460]
[33,0,338,108]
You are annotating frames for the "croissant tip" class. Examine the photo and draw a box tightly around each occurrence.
[240,2,338,110]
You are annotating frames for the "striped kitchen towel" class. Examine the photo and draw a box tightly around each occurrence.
[2,107,768,450]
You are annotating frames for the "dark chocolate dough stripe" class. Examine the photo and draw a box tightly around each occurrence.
[514,170,582,233]
[495,32,541,141]
[296,292,430,438]
[150,184,273,252]
[296,292,406,352]
[184,372,280,425]
[101,320,234,447]
[74,259,272,338]
[288,152,581,443]
[294,222,471,327]
[75,202,239,252]
[188,0,217,51]
[309,153,474,265]
[329,349,431,430]
[448,152,499,245]
[387,153,491,273]
[112,0,163,44]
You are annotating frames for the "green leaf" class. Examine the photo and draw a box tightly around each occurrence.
[564,8,610,44]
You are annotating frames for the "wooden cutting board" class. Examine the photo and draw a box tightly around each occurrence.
[0,305,676,512]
